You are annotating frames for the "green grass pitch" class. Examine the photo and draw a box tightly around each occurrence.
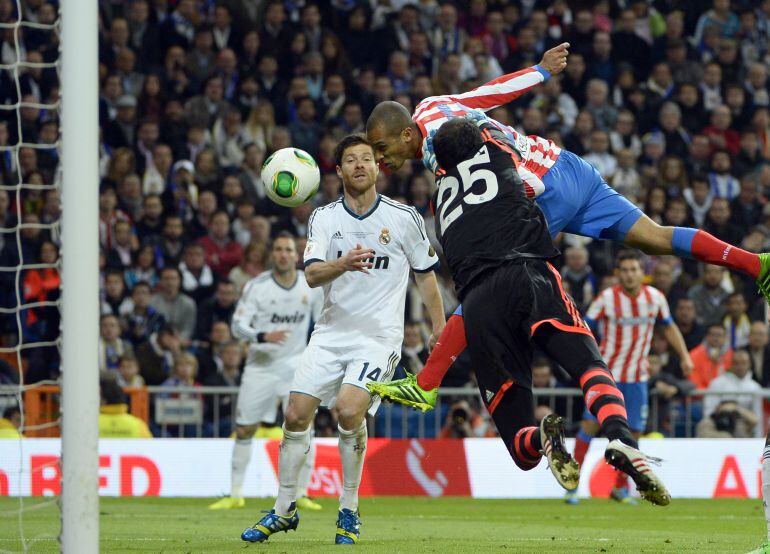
[0,497,764,552]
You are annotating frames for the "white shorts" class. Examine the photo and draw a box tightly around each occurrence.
[291,341,400,416]
[235,363,295,426]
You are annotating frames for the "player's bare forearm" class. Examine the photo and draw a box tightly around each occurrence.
[664,324,693,376]
[305,258,346,288]
[306,244,375,287]
[414,271,446,348]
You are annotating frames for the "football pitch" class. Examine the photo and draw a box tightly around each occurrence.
[0,497,763,552]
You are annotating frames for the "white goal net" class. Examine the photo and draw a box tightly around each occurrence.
[1,0,99,551]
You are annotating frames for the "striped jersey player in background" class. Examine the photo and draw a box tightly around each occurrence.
[240,134,445,545]
[568,250,693,505]
[209,232,323,512]
[364,42,770,412]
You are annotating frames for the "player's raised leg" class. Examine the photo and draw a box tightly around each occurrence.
[532,323,670,506]
[622,215,770,300]
[368,306,465,410]
[241,391,319,543]
[461,262,579,491]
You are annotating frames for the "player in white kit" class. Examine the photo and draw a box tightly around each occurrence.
[209,233,323,511]
[241,134,446,545]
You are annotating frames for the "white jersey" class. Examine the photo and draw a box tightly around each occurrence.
[231,270,322,370]
[303,195,439,351]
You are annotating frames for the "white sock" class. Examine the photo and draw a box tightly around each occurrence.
[274,424,311,515]
[297,439,316,498]
[231,438,253,498]
[762,446,770,540]
[338,422,367,512]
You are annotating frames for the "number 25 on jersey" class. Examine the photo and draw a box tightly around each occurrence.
[436,144,499,235]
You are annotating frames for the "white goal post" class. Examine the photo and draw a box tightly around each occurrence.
[60,0,99,551]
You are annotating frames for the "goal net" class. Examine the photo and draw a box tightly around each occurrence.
[0,0,99,551]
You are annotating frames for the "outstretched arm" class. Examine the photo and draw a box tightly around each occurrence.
[430,43,570,112]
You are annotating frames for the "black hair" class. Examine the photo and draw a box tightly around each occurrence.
[100,378,127,405]
[616,249,642,266]
[432,118,484,171]
[333,133,374,166]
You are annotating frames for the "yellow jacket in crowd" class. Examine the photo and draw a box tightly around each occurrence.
[99,404,152,438]
[0,417,21,438]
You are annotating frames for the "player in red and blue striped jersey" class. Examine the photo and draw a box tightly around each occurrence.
[567,250,692,504]
[366,44,770,302]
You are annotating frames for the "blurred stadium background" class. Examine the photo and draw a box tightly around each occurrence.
[0,0,770,550]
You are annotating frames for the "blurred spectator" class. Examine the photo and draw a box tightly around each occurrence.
[22,240,59,342]
[98,314,134,373]
[229,241,267,294]
[699,350,761,438]
[98,378,152,438]
[196,320,233,382]
[197,211,243,279]
[689,324,734,389]
[674,298,706,351]
[747,321,770,387]
[439,400,494,439]
[0,406,22,438]
[135,324,181,386]
[120,281,164,346]
[150,267,197,342]
[688,265,729,326]
[202,340,243,436]
[194,280,237,341]
[722,292,751,350]
[401,321,429,374]
[648,352,695,435]
[178,243,215,305]
[117,354,145,388]
[560,245,596,314]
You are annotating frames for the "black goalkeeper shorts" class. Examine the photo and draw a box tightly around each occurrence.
[462,259,591,396]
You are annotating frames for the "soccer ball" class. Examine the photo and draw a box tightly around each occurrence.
[262,147,321,208]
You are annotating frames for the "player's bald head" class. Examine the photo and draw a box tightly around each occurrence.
[433,118,483,171]
[366,101,413,137]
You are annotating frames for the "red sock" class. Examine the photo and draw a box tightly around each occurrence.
[573,435,590,466]
[614,469,628,490]
[692,230,760,278]
[417,314,467,390]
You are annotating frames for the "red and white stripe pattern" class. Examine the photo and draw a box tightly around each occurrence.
[586,285,672,383]
[413,66,562,198]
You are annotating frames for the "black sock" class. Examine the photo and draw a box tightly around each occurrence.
[603,416,638,449]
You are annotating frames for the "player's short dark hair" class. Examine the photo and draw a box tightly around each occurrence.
[272,230,297,249]
[433,118,484,171]
[334,133,374,166]
[366,100,413,137]
[616,249,642,267]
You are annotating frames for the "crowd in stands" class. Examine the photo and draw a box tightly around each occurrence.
[0,0,769,438]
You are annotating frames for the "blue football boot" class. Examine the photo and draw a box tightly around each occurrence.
[241,503,299,543]
[335,508,361,545]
